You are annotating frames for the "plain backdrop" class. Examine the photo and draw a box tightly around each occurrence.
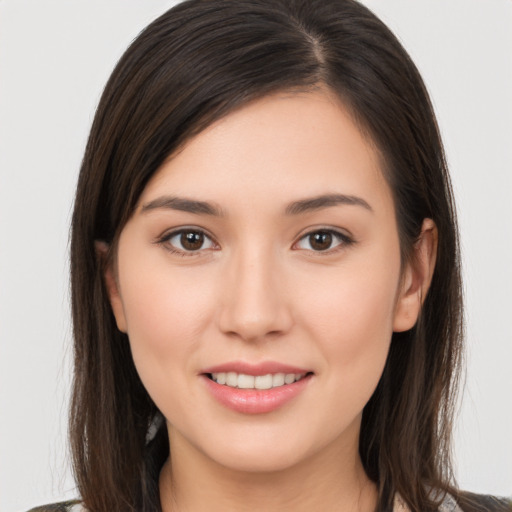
[0,1,510,511]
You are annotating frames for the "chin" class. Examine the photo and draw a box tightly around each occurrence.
[212,446,308,474]
[200,424,338,475]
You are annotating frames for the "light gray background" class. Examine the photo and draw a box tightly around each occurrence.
[0,1,510,511]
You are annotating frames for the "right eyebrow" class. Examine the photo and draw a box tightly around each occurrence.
[285,193,373,215]
[140,196,225,216]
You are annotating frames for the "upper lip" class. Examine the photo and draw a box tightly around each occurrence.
[201,361,312,376]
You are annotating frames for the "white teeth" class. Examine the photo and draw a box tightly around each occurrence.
[255,374,273,390]
[237,374,255,389]
[210,371,306,389]
[272,373,285,387]
[284,373,296,385]
[226,372,238,387]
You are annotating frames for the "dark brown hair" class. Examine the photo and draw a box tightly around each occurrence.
[70,1,465,510]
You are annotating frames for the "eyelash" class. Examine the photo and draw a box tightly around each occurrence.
[156,228,218,257]
[156,227,354,257]
[293,229,354,254]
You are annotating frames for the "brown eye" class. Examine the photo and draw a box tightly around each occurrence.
[164,229,215,253]
[181,231,204,250]
[309,231,333,251]
[295,229,351,252]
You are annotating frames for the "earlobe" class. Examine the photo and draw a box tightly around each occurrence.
[393,219,438,332]
[95,241,127,333]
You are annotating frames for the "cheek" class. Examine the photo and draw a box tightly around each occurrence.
[120,255,212,342]
[116,253,216,400]
[295,254,400,401]
[299,261,399,344]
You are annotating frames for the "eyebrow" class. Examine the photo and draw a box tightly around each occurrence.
[285,194,373,215]
[140,193,372,217]
[141,196,224,216]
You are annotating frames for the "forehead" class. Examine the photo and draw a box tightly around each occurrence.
[138,89,392,216]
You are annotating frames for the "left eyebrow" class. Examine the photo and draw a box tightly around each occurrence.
[285,194,373,215]
[140,196,224,216]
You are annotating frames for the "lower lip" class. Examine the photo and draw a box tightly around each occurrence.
[202,374,312,414]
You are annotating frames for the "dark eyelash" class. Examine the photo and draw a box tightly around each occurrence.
[327,230,353,243]
[161,245,197,258]
[299,228,355,253]
[155,228,215,257]
[154,227,354,256]
[334,231,354,245]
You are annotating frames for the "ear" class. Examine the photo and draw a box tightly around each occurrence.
[95,241,127,333]
[393,218,438,332]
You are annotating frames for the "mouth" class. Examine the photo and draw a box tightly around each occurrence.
[201,362,314,413]
[206,371,312,390]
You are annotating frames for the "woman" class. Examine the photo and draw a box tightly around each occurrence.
[28,0,511,511]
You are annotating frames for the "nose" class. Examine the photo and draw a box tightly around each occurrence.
[217,246,293,342]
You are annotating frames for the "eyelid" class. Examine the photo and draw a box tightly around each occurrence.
[292,227,355,253]
[154,225,354,256]
[155,226,219,255]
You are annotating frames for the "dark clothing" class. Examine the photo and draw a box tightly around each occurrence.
[28,493,512,512]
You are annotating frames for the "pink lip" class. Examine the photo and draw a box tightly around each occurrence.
[200,361,313,414]
[202,361,311,376]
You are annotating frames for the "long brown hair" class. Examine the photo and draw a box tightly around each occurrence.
[70,1,465,510]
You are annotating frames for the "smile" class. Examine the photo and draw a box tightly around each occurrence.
[202,365,313,414]
[209,372,307,389]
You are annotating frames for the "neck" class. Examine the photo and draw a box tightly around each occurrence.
[159,424,377,512]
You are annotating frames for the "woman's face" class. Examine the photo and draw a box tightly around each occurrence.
[107,89,424,473]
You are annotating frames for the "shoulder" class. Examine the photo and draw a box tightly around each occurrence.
[26,502,86,512]
[455,491,512,512]
[395,490,511,512]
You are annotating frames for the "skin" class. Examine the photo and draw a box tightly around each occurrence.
[105,88,437,511]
